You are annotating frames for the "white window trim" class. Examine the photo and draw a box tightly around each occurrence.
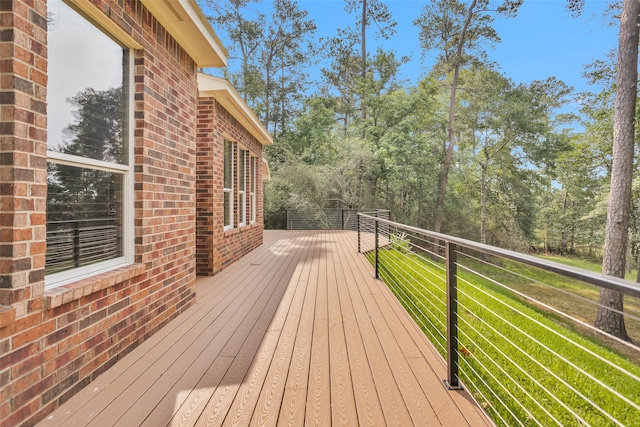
[223,140,234,231]
[239,148,247,227]
[250,156,257,224]
[45,51,135,290]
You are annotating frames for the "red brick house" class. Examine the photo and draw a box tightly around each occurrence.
[196,73,272,276]
[0,1,271,425]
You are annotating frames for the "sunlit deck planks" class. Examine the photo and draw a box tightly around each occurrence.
[38,230,492,427]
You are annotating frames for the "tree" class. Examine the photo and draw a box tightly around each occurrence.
[454,66,570,247]
[205,0,316,135]
[343,0,396,122]
[568,0,639,341]
[595,0,640,341]
[205,0,265,104]
[259,0,317,136]
[47,87,124,226]
[414,0,522,237]
[321,29,362,133]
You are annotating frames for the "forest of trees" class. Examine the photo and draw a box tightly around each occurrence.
[202,0,624,252]
[201,0,639,338]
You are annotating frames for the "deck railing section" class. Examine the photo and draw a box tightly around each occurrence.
[286,208,389,231]
[357,213,640,426]
[46,218,119,275]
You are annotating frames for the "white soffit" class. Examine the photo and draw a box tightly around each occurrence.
[198,73,273,146]
[140,0,228,67]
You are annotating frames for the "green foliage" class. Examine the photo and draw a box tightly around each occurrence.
[47,87,124,222]
[203,0,317,135]
[207,0,623,269]
[390,232,411,254]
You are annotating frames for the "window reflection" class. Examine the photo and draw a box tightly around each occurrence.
[46,164,122,274]
[46,1,129,279]
[47,0,126,164]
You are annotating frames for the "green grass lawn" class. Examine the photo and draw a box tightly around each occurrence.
[367,249,640,426]
[538,254,639,282]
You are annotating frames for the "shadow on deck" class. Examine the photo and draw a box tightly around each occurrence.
[38,230,491,426]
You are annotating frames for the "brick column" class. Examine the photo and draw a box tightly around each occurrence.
[0,0,47,326]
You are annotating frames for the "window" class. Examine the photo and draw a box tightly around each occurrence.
[45,1,133,287]
[239,149,248,227]
[250,156,257,224]
[223,140,234,230]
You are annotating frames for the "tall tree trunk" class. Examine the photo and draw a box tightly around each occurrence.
[361,0,367,122]
[432,0,477,236]
[561,191,569,253]
[265,62,272,132]
[480,161,487,245]
[281,63,286,136]
[595,0,640,341]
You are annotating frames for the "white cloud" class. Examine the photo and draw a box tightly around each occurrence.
[48,0,123,151]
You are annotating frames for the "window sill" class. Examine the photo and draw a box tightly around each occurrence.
[224,227,238,236]
[224,222,261,236]
[241,222,260,231]
[44,264,145,309]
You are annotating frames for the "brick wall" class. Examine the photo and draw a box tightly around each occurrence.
[0,1,200,425]
[196,98,264,276]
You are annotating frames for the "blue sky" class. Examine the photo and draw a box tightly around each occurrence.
[310,0,615,90]
[213,1,618,99]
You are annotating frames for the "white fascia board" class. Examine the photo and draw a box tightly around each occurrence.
[198,73,273,146]
[141,0,228,68]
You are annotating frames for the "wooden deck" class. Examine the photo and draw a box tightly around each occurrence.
[38,230,492,426]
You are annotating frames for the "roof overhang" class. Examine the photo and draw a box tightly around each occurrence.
[198,73,273,146]
[140,0,228,67]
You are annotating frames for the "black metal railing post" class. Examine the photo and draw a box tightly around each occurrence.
[341,209,345,230]
[445,241,461,389]
[73,221,81,268]
[374,219,379,279]
[357,214,361,253]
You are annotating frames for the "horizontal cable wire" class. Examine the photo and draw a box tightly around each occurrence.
[376,256,448,349]
[379,274,447,353]
[457,352,524,427]
[381,250,559,425]
[456,330,551,427]
[379,251,448,316]
[379,255,447,317]
[456,281,631,427]
[359,216,640,427]
[457,305,572,426]
[404,233,445,255]
[381,250,447,299]
[457,292,604,426]
[397,244,447,272]
[458,250,640,325]
[458,369,512,427]
[456,260,640,385]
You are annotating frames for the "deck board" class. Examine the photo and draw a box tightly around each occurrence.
[38,230,492,427]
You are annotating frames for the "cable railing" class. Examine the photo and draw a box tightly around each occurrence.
[287,208,389,231]
[46,218,119,275]
[357,213,640,427]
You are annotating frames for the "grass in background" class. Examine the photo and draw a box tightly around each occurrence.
[538,254,639,281]
[367,248,640,426]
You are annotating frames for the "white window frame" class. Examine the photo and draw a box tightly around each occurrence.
[223,140,234,231]
[239,148,248,227]
[45,48,134,290]
[250,156,257,224]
